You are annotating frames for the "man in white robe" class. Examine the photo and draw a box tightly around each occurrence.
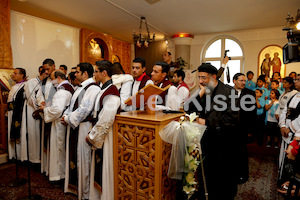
[36,58,56,175]
[23,68,47,163]
[61,63,100,199]
[279,74,300,182]
[7,68,27,161]
[86,60,120,200]
[170,69,190,108]
[39,70,74,181]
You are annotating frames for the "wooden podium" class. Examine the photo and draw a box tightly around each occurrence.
[113,110,183,200]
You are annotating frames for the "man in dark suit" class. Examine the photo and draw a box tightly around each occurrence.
[184,63,239,200]
[233,73,256,184]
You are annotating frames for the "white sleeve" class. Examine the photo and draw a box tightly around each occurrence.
[67,85,100,129]
[43,90,72,123]
[120,80,133,110]
[36,87,45,106]
[279,104,287,128]
[146,79,154,86]
[87,95,120,148]
[290,115,300,136]
[177,87,190,106]
[165,86,180,111]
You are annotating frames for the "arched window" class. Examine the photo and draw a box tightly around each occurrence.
[202,36,244,86]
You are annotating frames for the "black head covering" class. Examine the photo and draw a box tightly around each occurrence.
[197,63,218,75]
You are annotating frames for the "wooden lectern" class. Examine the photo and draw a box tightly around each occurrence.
[113,110,183,199]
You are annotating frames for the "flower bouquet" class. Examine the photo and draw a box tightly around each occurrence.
[159,113,207,200]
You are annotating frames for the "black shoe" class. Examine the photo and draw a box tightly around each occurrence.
[266,141,271,147]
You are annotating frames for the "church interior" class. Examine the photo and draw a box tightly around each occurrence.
[1,0,300,199]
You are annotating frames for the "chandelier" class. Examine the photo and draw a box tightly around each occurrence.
[133,16,155,48]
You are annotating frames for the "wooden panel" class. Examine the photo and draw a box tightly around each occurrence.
[114,111,182,200]
[80,28,131,72]
[112,39,131,74]
[0,87,7,151]
[0,0,12,69]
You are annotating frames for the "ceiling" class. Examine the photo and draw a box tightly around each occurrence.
[11,0,300,43]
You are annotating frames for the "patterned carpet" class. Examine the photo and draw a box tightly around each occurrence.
[235,144,285,200]
[0,162,77,200]
[0,144,287,200]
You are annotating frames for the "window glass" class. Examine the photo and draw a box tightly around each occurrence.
[225,39,243,57]
[205,39,221,58]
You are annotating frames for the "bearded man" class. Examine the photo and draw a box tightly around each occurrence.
[184,62,239,200]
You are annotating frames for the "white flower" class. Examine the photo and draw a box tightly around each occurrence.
[185,154,194,165]
[183,185,196,194]
[188,159,199,171]
[185,112,198,123]
[186,172,197,185]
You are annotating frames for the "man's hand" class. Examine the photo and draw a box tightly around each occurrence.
[198,83,205,98]
[197,118,206,125]
[222,56,229,65]
[285,145,296,160]
[38,105,45,111]
[281,127,290,138]
[61,116,67,125]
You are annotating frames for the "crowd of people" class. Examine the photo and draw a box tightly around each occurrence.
[6,52,300,199]
[245,70,300,197]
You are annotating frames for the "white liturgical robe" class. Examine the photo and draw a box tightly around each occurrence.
[278,92,300,179]
[63,78,100,200]
[23,77,42,163]
[43,80,73,181]
[7,82,27,161]
[87,82,120,200]
[36,78,56,174]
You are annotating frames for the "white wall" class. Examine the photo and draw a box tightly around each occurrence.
[10,11,80,79]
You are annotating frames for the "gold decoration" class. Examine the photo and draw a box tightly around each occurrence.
[14,121,20,127]
[70,161,75,170]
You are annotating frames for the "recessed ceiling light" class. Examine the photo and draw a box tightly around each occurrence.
[19,0,27,2]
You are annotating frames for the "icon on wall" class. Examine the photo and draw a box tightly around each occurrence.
[258,45,285,78]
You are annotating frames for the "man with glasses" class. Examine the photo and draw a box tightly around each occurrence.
[233,73,256,184]
[184,62,239,200]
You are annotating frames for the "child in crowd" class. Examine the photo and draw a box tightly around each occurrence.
[246,71,256,90]
[289,71,297,79]
[265,80,284,100]
[254,75,268,99]
[264,75,271,90]
[265,89,280,148]
[272,72,283,91]
[255,89,266,146]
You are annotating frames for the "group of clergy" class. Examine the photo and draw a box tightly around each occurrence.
[6,55,190,200]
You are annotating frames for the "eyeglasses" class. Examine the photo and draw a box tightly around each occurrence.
[199,76,208,80]
[294,78,300,82]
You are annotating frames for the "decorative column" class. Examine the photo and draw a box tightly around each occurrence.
[0,0,12,69]
[172,34,194,69]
